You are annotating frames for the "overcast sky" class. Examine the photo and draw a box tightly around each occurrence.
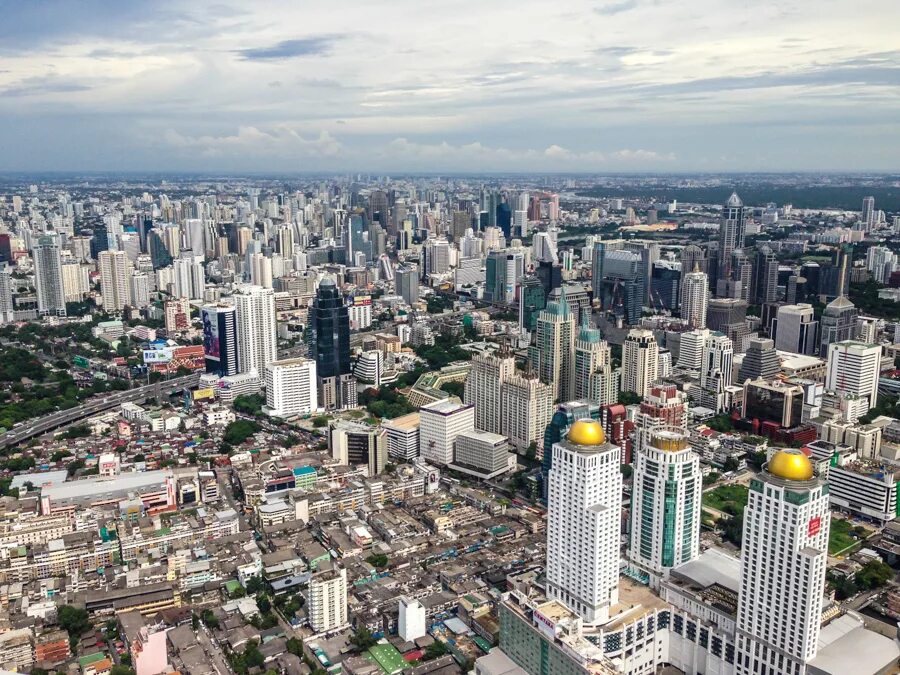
[1,0,898,173]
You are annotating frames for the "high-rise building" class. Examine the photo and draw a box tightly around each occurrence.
[419,399,475,466]
[773,303,819,355]
[451,429,511,479]
[201,304,238,376]
[312,278,351,379]
[129,272,150,309]
[635,383,688,431]
[164,297,190,333]
[650,260,681,311]
[329,420,386,475]
[529,298,576,402]
[737,337,780,383]
[699,332,734,413]
[0,265,14,324]
[825,341,881,408]
[751,245,778,305]
[465,351,516,435]
[398,597,426,643]
[308,568,348,633]
[264,357,318,419]
[735,450,829,675]
[249,252,273,288]
[680,244,707,279]
[819,295,858,356]
[98,250,131,312]
[546,420,621,624]
[235,285,277,377]
[707,298,749,353]
[675,328,709,372]
[501,372,554,455]
[518,274,546,333]
[717,192,746,288]
[381,413,420,462]
[395,264,419,305]
[485,249,524,304]
[33,234,66,316]
[622,329,659,398]
[866,245,897,284]
[861,195,876,230]
[628,427,701,584]
[173,253,205,300]
[422,238,450,276]
[680,267,709,329]
[574,323,619,406]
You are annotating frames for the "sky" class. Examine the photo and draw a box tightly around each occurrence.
[0,0,898,173]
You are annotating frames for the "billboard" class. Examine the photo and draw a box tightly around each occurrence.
[202,307,220,362]
[143,348,174,364]
[192,388,215,401]
[73,355,90,369]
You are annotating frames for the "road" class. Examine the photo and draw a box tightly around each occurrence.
[0,373,201,450]
[197,623,230,675]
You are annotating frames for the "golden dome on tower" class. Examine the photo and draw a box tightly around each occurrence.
[567,419,605,446]
[767,450,814,481]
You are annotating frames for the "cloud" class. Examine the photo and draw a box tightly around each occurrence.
[238,37,337,60]
[0,76,92,98]
[163,126,344,158]
[594,0,639,16]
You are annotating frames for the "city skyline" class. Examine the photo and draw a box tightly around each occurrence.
[1,0,899,173]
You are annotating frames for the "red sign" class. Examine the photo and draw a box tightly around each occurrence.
[808,516,821,536]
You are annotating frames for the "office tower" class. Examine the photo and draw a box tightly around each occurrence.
[650,260,680,310]
[680,267,709,329]
[419,399,475,466]
[726,248,753,301]
[785,275,807,305]
[743,379,806,429]
[676,328,709,371]
[737,337,780,382]
[0,233,12,263]
[735,450,829,675]
[129,272,150,309]
[353,349,382,386]
[312,278,351,379]
[422,238,450,276]
[518,274,546,333]
[344,214,373,262]
[819,295,858,355]
[595,248,645,326]
[33,234,66,316]
[454,256,483,291]
[700,332,734,412]
[529,297,576,402]
[751,245,778,305]
[622,329,659,398]
[0,265,13,324]
[329,421,386,475]
[825,341,881,408]
[546,419,621,624]
[532,231,558,264]
[635,383,689,431]
[98,250,131,312]
[574,323,618,406]
[249,252,273,288]
[496,202,512,240]
[382,413,420,462]
[264,358,317,419]
[501,372,554,454]
[514,209,528,238]
[395,264,419,306]
[628,427,701,583]
[147,229,173,269]
[451,429,511,479]
[234,285,277,377]
[680,244,707,279]
[485,249,524,304]
[866,245,897,284]
[717,191,746,287]
[465,351,516,435]
[201,304,238,376]
[707,298,749,353]
[367,190,389,229]
[450,210,470,241]
[772,303,819,355]
[308,568,348,633]
[861,195,876,230]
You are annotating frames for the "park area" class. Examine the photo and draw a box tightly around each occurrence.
[702,484,749,517]
[828,517,873,557]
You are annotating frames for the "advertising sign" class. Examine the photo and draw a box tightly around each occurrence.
[202,307,220,362]
[143,348,174,364]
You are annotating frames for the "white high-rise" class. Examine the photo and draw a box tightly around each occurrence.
[465,351,515,435]
[680,267,708,329]
[628,427,701,584]
[501,372,554,455]
[530,298,576,402]
[622,329,659,397]
[676,328,709,372]
[234,285,277,377]
[308,568,348,633]
[825,341,881,408]
[173,253,205,300]
[574,324,619,406]
[129,272,151,309]
[250,252,274,289]
[700,332,734,413]
[98,250,131,312]
[546,419,621,624]
[0,265,13,324]
[33,234,66,316]
[736,450,830,675]
[773,303,818,355]
[265,358,317,419]
[419,399,474,466]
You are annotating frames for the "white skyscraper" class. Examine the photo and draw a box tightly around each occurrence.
[773,303,819,355]
[465,351,516,435]
[234,285,277,377]
[622,329,659,397]
[265,358,318,418]
[628,427,701,585]
[0,265,13,324]
[546,419,621,624]
[680,267,708,329]
[308,568,348,633]
[736,450,830,675]
[530,298,576,402]
[419,399,474,466]
[173,253,205,300]
[250,252,274,289]
[700,332,734,413]
[676,328,709,372]
[129,272,151,309]
[825,341,881,408]
[861,195,876,230]
[98,250,131,312]
[501,372,554,454]
[33,234,66,316]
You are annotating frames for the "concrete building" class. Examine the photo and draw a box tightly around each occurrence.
[398,597,427,642]
[419,399,475,466]
[501,372,554,455]
[329,421,387,476]
[451,430,513,480]
[825,341,881,408]
[773,303,819,355]
[98,250,131,312]
[308,568,348,634]
[382,413,420,462]
[622,329,659,398]
[530,298,576,402]
[681,267,709,329]
[574,323,619,406]
[235,285,277,377]
[264,358,318,419]
[466,351,516,435]
[33,234,66,316]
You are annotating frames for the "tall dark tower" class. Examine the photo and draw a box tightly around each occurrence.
[312,278,351,379]
[717,191,746,294]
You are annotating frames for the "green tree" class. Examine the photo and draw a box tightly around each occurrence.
[349,626,377,652]
[111,666,135,675]
[57,605,91,648]
[855,560,894,590]
[366,554,388,569]
[286,637,303,656]
[620,464,633,480]
[617,391,642,406]
[423,640,448,661]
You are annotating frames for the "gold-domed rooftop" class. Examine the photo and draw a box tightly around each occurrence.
[567,419,605,446]
[767,449,814,481]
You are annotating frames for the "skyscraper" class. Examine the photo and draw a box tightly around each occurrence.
[419,399,475,466]
[628,427,701,584]
[485,250,524,304]
[33,234,66,316]
[825,341,881,408]
[574,322,619,406]
[265,357,318,419]
[861,195,876,230]
[717,192,746,291]
[681,266,709,329]
[735,450,829,675]
[773,303,819,355]
[501,371,554,455]
[234,285,277,377]
[395,264,419,305]
[529,297,576,402]
[622,329,659,398]
[819,295,858,355]
[546,419,621,624]
[465,351,516,435]
[0,264,14,324]
[675,328,709,372]
[201,304,239,376]
[737,337,781,383]
[98,250,131,313]
[751,245,778,305]
[699,331,734,413]
[312,278,351,380]
[518,274,546,333]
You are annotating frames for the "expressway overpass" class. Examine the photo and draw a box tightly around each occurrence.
[0,373,201,451]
